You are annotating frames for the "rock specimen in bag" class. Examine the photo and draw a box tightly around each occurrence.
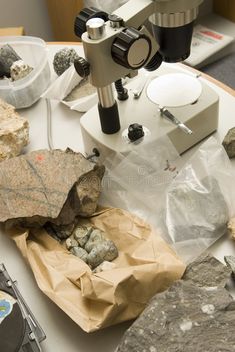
[117,254,235,352]
[63,225,118,269]
[64,77,96,102]
[0,44,21,78]
[165,176,229,242]
[222,127,235,158]
[0,149,105,227]
[0,98,29,161]
[10,60,33,81]
[53,48,80,76]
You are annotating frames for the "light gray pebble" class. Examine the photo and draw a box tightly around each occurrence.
[65,236,78,250]
[70,246,88,263]
[73,226,92,247]
[85,229,105,253]
[87,240,118,269]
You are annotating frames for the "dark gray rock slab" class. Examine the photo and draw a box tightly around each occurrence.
[183,253,231,288]
[117,255,234,352]
[222,127,235,158]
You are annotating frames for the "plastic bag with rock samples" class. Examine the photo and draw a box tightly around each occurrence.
[42,64,98,112]
[100,136,235,263]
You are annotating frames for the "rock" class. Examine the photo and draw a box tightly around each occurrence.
[183,253,230,288]
[166,176,229,242]
[0,98,29,161]
[84,229,105,253]
[73,226,92,247]
[222,127,235,158]
[224,256,235,279]
[53,48,79,76]
[87,240,118,269]
[10,60,33,81]
[0,44,21,78]
[117,255,234,352]
[0,149,105,227]
[228,218,235,240]
[66,236,78,250]
[70,246,88,263]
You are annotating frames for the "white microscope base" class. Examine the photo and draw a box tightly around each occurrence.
[80,65,219,160]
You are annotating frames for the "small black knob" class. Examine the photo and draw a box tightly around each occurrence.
[74,7,109,39]
[111,27,151,70]
[128,123,145,142]
[74,57,90,78]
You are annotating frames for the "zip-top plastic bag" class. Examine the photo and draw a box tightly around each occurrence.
[100,136,235,263]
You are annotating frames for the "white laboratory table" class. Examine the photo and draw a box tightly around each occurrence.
[1,43,235,352]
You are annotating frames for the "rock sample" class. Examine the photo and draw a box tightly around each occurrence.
[166,176,229,242]
[0,149,104,227]
[228,218,235,240]
[53,48,79,76]
[0,98,29,161]
[117,254,235,352]
[10,60,33,81]
[0,44,21,78]
[224,256,235,279]
[222,127,235,158]
[63,225,119,270]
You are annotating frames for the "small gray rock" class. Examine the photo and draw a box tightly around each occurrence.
[87,240,118,269]
[224,255,235,279]
[85,229,105,253]
[0,44,21,78]
[70,246,88,263]
[183,253,230,288]
[222,127,235,158]
[53,47,79,76]
[73,226,92,247]
[65,236,78,250]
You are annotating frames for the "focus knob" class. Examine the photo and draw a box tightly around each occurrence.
[74,7,109,39]
[128,123,145,142]
[111,28,151,70]
[74,57,90,78]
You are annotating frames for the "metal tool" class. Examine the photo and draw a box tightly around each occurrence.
[159,106,193,135]
[133,75,149,99]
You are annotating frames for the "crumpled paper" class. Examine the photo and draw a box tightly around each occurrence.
[7,207,185,332]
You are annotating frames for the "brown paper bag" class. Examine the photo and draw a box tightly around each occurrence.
[8,207,185,332]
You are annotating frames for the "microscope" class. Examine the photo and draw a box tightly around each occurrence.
[74,0,219,159]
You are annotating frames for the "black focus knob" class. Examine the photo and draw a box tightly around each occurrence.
[74,57,90,78]
[111,27,152,70]
[128,123,145,142]
[74,7,109,39]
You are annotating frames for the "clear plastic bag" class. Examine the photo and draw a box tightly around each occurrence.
[83,0,129,13]
[100,136,235,263]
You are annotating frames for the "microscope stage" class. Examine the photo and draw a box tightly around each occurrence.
[80,65,219,160]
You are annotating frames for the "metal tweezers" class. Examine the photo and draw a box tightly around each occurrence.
[159,106,193,135]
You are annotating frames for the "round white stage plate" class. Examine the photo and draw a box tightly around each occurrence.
[146,73,202,107]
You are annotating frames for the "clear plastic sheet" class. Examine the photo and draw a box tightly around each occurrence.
[83,0,129,13]
[42,65,98,112]
[100,136,235,263]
